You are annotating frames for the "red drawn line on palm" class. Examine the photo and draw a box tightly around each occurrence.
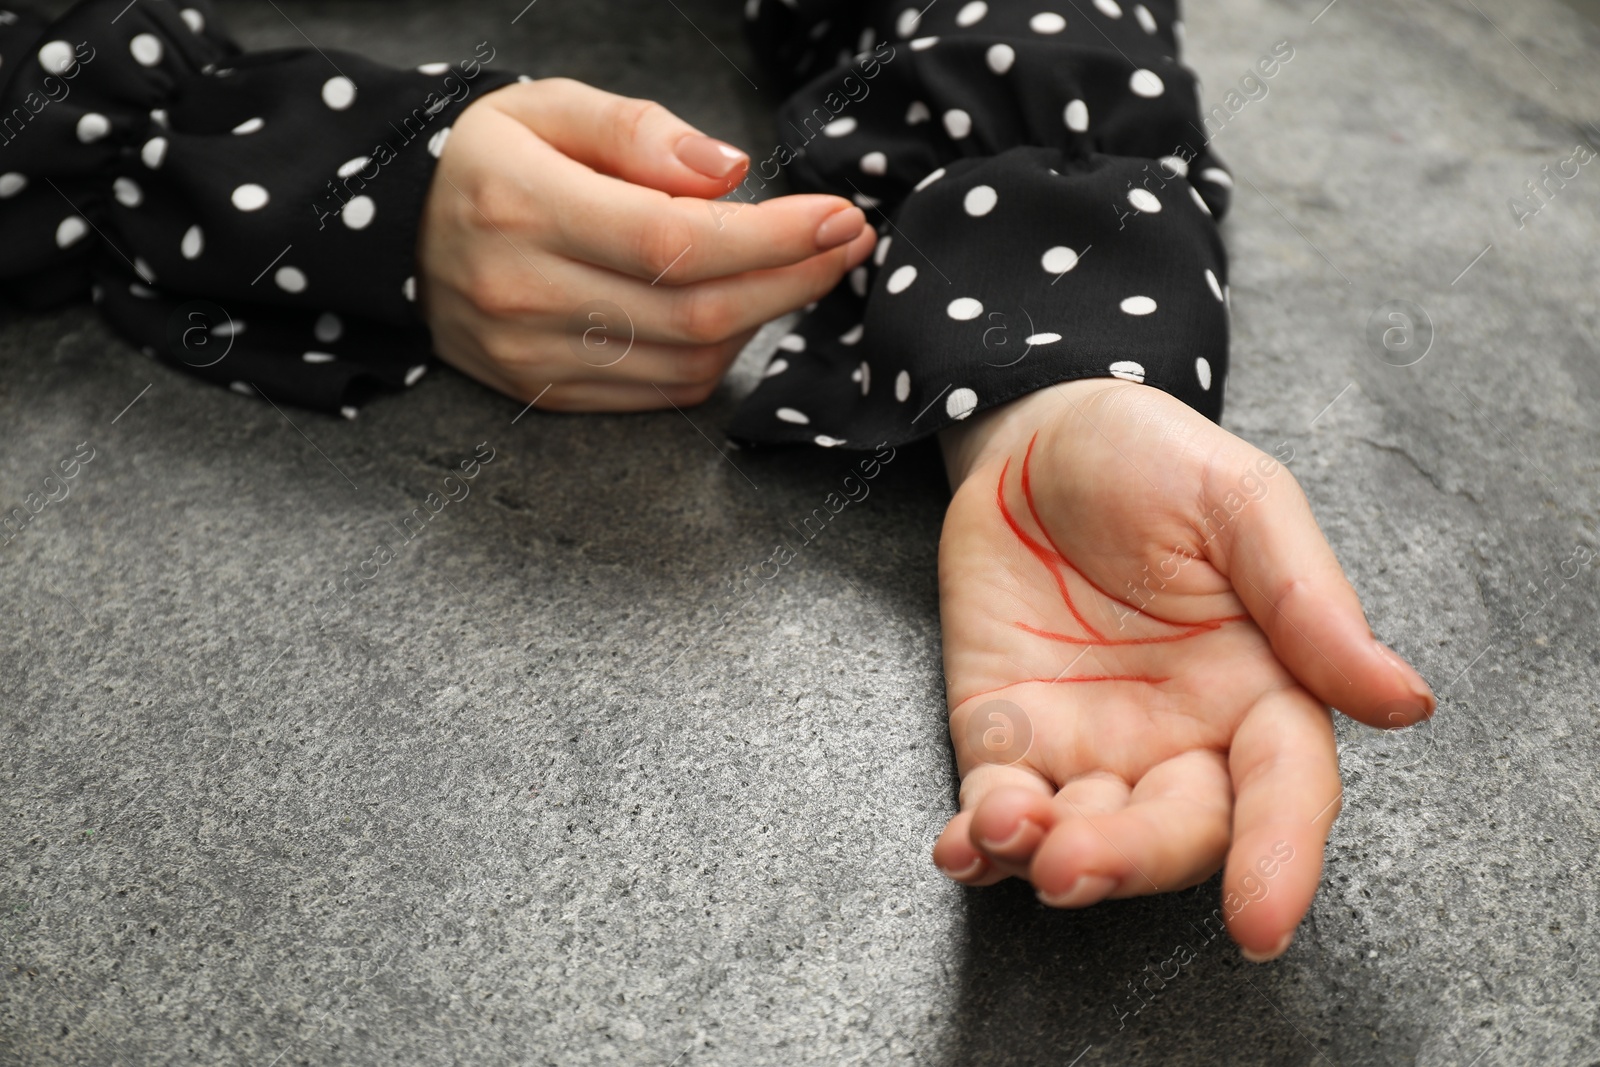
[998,433,1245,666]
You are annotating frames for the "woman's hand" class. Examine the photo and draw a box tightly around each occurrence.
[932,380,1435,961]
[417,78,875,411]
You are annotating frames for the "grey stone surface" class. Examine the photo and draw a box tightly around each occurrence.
[3,0,1600,1064]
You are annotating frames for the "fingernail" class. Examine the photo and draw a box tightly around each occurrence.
[674,134,746,180]
[977,818,1040,854]
[1240,932,1294,963]
[939,857,987,882]
[1037,875,1116,909]
[814,206,866,250]
[1374,640,1436,718]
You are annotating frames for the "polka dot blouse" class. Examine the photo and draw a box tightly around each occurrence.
[0,0,1232,447]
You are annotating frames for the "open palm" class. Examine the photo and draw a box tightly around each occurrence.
[932,380,1435,960]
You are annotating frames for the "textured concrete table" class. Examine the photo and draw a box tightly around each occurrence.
[3,1,1599,1064]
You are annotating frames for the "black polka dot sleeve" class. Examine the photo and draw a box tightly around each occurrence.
[0,0,521,417]
[729,0,1233,449]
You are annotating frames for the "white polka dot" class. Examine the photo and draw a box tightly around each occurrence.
[886,265,919,294]
[1159,155,1189,177]
[1205,269,1224,302]
[338,157,370,179]
[342,195,376,230]
[340,406,360,421]
[986,43,1015,74]
[0,173,26,198]
[853,193,879,214]
[403,276,417,302]
[841,324,865,346]
[314,312,343,343]
[963,185,998,216]
[76,113,110,144]
[1135,4,1158,32]
[823,117,857,137]
[860,151,887,175]
[180,8,205,33]
[322,76,356,110]
[1063,99,1089,132]
[814,435,846,447]
[1128,188,1161,213]
[141,137,168,170]
[778,333,807,352]
[946,387,979,420]
[850,266,868,297]
[1120,295,1157,316]
[855,361,871,395]
[1224,284,1231,307]
[302,351,336,364]
[905,100,931,125]
[181,224,204,260]
[229,381,254,396]
[1130,69,1165,97]
[942,109,972,139]
[913,167,946,192]
[957,1,989,26]
[1195,357,1213,390]
[1109,361,1146,383]
[858,27,876,52]
[232,184,269,211]
[38,40,75,75]
[275,266,307,293]
[873,236,893,266]
[763,358,789,378]
[777,407,810,425]
[55,216,87,248]
[211,320,244,338]
[895,371,912,401]
[1025,332,1062,345]
[405,365,428,386]
[1041,246,1079,274]
[947,297,984,321]
[896,8,921,36]
[428,127,451,158]
[1202,167,1234,188]
[1030,12,1067,33]
[418,61,451,75]
[134,257,155,283]
[150,108,169,129]
[130,33,163,66]
[113,177,142,208]
[910,35,939,50]
[232,117,264,135]
[129,283,157,299]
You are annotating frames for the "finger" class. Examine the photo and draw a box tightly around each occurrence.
[540,152,868,284]
[1030,750,1232,907]
[528,379,729,412]
[1205,447,1436,728]
[934,762,1054,886]
[545,226,875,346]
[969,772,1130,877]
[490,78,751,197]
[1223,686,1340,962]
[475,326,758,388]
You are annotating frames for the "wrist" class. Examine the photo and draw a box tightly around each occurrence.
[938,378,1130,491]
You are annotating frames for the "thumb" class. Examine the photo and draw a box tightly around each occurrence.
[1204,446,1436,729]
[487,77,751,198]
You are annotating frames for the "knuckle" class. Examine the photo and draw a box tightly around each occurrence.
[672,288,737,345]
[633,214,695,279]
[466,272,533,317]
[616,96,664,147]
